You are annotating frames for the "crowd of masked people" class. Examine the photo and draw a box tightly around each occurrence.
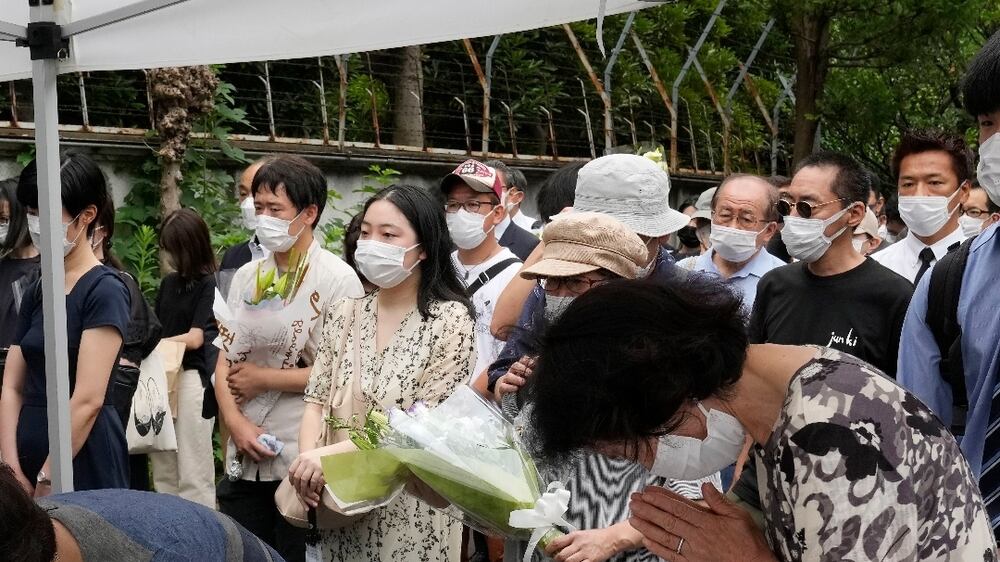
[2,30,1000,562]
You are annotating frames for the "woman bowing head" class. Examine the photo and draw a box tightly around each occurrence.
[526,278,996,562]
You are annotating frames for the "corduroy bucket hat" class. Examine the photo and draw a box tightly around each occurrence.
[521,212,648,280]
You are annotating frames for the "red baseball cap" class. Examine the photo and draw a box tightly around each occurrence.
[440,159,503,199]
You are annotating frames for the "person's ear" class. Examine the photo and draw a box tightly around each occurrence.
[847,201,865,228]
[760,221,778,243]
[988,212,1000,229]
[958,180,971,207]
[867,236,881,255]
[509,189,525,207]
[302,204,319,229]
[79,204,98,229]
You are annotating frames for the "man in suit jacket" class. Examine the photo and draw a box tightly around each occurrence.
[484,159,540,261]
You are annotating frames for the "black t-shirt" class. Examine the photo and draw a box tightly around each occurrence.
[155,273,216,377]
[748,258,913,377]
[0,255,40,348]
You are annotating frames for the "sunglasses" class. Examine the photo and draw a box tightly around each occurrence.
[776,197,850,219]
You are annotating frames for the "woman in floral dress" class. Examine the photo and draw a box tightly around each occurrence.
[291,184,476,562]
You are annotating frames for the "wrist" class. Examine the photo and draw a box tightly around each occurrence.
[609,524,642,553]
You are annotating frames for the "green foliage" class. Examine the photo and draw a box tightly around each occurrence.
[345,73,391,143]
[16,144,36,168]
[320,164,401,255]
[115,72,251,281]
[112,224,160,299]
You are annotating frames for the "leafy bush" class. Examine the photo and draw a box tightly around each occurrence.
[320,164,400,254]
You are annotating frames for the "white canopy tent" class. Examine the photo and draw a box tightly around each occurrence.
[0,0,652,492]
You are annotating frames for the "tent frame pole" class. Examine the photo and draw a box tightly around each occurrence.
[62,0,190,37]
[21,0,74,494]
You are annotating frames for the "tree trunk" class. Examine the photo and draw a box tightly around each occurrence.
[160,160,182,219]
[790,9,831,166]
[393,45,424,147]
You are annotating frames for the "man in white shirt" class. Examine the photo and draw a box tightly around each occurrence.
[214,155,363,562]
[676,175,784,312]
[872,130,974,284]
[440,159,523,380]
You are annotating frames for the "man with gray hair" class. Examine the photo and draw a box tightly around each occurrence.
[677,174,785,311]
[483,159,540,260]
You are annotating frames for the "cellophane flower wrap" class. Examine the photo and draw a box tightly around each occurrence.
[322,386,571,555]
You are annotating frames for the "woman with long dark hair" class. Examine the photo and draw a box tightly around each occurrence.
[0,152,131,493]
[289,183,476,562]
[150,208,217,507]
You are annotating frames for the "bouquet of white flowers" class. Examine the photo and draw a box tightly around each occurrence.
[322,386,573,561]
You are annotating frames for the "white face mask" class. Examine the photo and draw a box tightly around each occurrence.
[354,240,421,289]
[27,213,82,257]
[851,236,868,254]
[877,223,889,239]
[500,190,517,215]
[650,403,747,480]
[978,133,1000,206]
[781,206,851,263]
[543,294,575,323]
[0,222,8,243]
[255,211,304,253]
[240,197,258,230]
[959,214,985,237]
[447,209,495,250]
[898,188,962,238]
[709,224,765,263]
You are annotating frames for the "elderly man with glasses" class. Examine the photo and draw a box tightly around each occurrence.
[676,174,785,312]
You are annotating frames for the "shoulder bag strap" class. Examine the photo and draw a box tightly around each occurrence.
[466,257,521,295]
[317,298,358,445]
[352,298,365,407]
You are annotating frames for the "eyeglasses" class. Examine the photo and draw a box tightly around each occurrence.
[444,200,497,214]
[711,210,770,230]
[964,208,990,219]
[539,276,608,295]
[776,197,849,219]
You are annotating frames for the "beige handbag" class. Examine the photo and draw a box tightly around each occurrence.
[276,299,368,529]
[155,339,186,417]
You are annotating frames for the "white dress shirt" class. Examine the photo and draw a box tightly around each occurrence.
[510,210,540,232]
[871,225,966,283]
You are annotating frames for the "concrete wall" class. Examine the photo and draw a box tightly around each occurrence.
[0,139,718,228]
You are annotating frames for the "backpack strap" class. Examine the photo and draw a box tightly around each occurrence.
[466,258,521,296]
[925,236,974,432]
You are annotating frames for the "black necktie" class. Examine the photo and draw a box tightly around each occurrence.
[913,247,936,285]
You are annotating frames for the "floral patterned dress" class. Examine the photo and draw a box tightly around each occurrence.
[304,292,477,562]
[756,346,997,561]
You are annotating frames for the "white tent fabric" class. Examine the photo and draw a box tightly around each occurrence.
[0,0,649,80]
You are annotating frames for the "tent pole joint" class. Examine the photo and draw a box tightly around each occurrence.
[18,21,68,60]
